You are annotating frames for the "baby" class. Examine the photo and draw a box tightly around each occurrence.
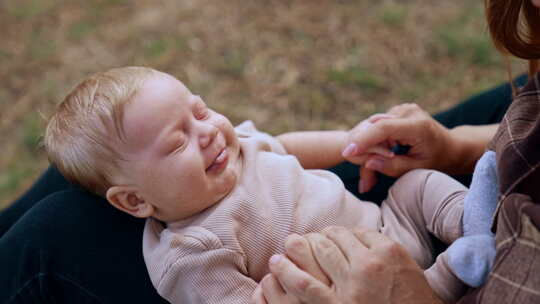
[45,67,481,304]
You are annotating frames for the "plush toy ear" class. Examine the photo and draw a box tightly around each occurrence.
[106,186,154,218]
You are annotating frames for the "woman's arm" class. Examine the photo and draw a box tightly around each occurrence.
[448,124,499,175]
[344,103,499,192]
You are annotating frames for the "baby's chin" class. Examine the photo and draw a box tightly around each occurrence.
[215,168,239,200]
[218,166,242,200]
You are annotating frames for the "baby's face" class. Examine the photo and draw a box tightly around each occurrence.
[118,72,241,222]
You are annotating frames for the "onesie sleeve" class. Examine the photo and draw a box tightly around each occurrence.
[143,221,258,304]
[235,120,287,155]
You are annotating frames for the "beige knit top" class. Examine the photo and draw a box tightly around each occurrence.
[143,121,381,303]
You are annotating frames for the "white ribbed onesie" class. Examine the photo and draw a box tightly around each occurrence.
[143,121,466,304]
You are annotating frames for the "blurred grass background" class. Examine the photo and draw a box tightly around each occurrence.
[0,0,527,209]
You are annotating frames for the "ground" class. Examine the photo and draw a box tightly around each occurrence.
[0,0,526,208]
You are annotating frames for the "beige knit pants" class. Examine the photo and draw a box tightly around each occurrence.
[380,169,467,304]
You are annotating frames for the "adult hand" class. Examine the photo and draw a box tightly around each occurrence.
[259,227,443,304]
[342,103,456,193]
[251,233,330,304]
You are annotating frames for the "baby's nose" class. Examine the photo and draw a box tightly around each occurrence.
[199,124,218,148]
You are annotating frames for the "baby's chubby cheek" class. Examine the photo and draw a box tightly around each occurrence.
[214,169,239,197]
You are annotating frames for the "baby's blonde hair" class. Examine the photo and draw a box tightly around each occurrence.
[44,66,157,196]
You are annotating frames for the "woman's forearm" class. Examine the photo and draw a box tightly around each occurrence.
[448,124,499,174]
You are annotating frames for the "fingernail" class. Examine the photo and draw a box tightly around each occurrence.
[366,159,384,171]
[269,254,282,265]
[342,143,357,157]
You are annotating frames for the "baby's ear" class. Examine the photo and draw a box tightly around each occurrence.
[106,186,154,218]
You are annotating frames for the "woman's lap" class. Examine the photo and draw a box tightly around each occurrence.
[0,75,527,302]
[0,166,70,237]
[0,187,167,303]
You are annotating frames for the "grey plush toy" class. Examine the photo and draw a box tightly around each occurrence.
[447,151,499,287]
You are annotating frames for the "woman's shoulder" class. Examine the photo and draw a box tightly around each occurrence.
[489,71,540,199]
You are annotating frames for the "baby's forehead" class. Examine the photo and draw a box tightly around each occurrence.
[120,104,166,151]
[120,75,191,150]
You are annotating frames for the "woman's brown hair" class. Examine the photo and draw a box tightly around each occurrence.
[485,0,540,76]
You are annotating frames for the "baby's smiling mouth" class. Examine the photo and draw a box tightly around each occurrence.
[206,147,228,173]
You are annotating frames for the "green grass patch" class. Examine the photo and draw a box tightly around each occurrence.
[0,49,12,61]
[69,21,97,40]
[0,164,35,206]
[5,0,56,19]
[215,50,247,78]
[28,28,56,61]
[94,0,130,9]
[431,3,499,67]
[436,28,498,67]
[327,67,383,91]
[294,86,332,116]
[378,4,408,27]
[21,114,43,153]
[174,37,189,51]
[144,38,169,59]
[399,87,422,101]
[0,89,8,108]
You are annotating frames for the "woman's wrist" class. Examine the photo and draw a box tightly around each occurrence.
[447,124,498,174]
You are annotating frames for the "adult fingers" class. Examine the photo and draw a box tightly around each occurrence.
[284,234,330,286]
[341,150,369,164]
[367,113,397,123]
[268,255,332,304]
[359,165,378,193]
[251,284,268,304]
[365,155,410,177]
[260,274,295,304]
[352,228,392,249]
[387,103,423,117]
[348,103,427,156]
[365,154,430,177]
[305,233,349,285]
[342,145,393,163]
[348,118,414,155]
[342,112,397,159]
[321,226,367,263]
[365,145,394,158]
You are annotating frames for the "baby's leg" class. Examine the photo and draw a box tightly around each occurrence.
[380,169,466,269]
[380,169,468,303]
[424,250,467,304]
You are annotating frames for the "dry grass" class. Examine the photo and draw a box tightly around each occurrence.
[0,0,526,208]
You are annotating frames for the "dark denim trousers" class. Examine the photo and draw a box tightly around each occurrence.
[0,75,527,303]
